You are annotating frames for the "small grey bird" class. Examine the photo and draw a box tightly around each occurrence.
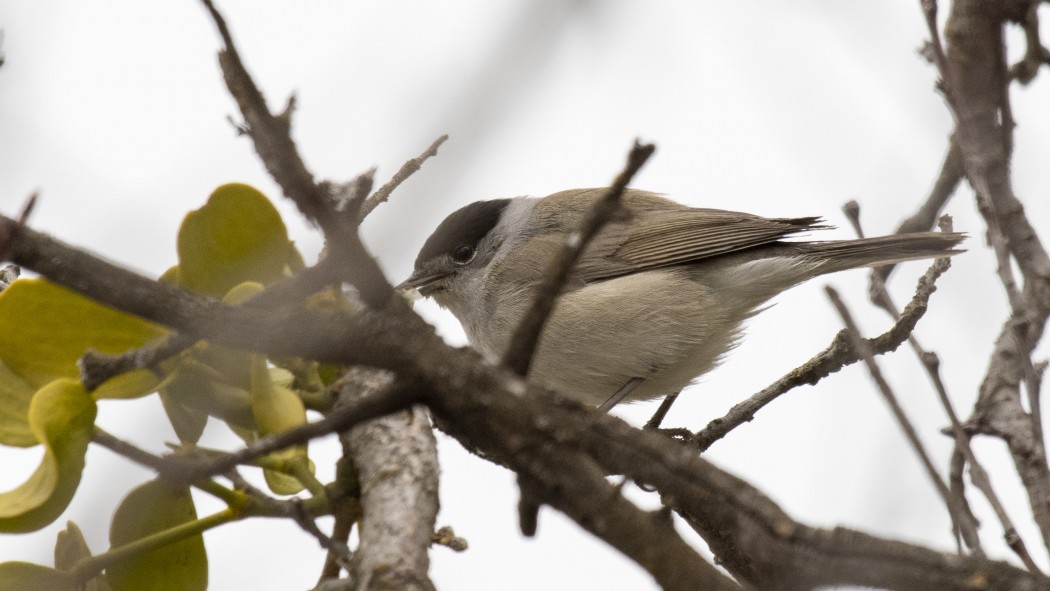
[398,188,963,411]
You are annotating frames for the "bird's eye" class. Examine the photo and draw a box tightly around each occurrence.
[451,244,475,264]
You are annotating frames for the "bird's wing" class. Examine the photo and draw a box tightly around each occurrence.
[496,189,827,288]
[571,191,827,284]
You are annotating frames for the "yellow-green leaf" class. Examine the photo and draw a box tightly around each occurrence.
[54,520,114,591]
[194,343,252,391]
[177,184,297,298]
[0,358,35,446]
[249,356,310,494]
[106,479,207,591]
[269,366,295,388]
[160,365,255,431]
[0,562,76,591]
[0,279,167,390]
[0,380,96,533]
[158,265,180,284]
[263,460,310,496]
[250,357,308,436]
[93,369,163,401]
[55,520,92,571]
[158,390,207,444]
[222,280,265,304]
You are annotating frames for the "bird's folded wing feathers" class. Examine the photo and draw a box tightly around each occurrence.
[574,207,826,283]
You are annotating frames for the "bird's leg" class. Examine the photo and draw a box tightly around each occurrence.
[599,383,694,449]
[596,377,645,413]
[644,391,680,430]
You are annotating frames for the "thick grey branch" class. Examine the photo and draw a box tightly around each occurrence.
[340,369,439,591]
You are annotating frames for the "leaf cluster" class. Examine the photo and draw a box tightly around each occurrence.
[0,184,336,590]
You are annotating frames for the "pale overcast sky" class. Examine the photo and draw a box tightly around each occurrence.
[1,2,1048,590]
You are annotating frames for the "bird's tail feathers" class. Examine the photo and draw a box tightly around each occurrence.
[800,232,966,274]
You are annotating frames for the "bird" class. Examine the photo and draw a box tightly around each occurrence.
[397,188,964,414]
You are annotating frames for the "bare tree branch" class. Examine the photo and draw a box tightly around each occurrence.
[224,470,354,571]
[77,252,352,391]
[360,135,449,221]
[200,0,331,230]
[200,0,397,310]
[339,369,439,591]
[79,333,192,391]
[7,3,1050,580]
[579,412,1049,590]
[177,377,419,483]
[1008,3,1050,84]
[919,0,1050,555]
[874,138,964,282]
[0,208,737,588]
[431,394,743,590]
[825,284,983,556]
[0,192,37,262]
[1,205,1044,589]
[80,130,433,391]
[694,254,953,452]
[850,207,1044,570]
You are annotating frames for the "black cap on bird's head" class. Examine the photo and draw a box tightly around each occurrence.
[397,199,511,295]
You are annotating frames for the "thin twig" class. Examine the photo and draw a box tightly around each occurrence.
[0,264,20,292]
[92,427,248,509]
[312,171,393,308]
[825,285,981,554]
[317,496,362,583]
[79,333,192,391]
[918,0,954,107]
[431,526,468,552]
[0,192,38,262]
[873,138,964,282]
[326,170,376,222]
[580,388,1050,589]
[848,205,979,553]
[693,256,952,452]
[200,0,333,230]
[92,427,173,473]
[225,470,353,570]
[500,140,656,376]
[172,378,417,483]
[359,134,449,222]
[1008,3,1050,84]
[200,0,398,310]
[77,254,350,391]
[848,205,1046,570]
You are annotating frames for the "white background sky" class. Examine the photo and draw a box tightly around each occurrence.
[1,2,1049,590]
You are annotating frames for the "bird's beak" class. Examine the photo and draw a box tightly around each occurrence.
[395,271,448,299]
